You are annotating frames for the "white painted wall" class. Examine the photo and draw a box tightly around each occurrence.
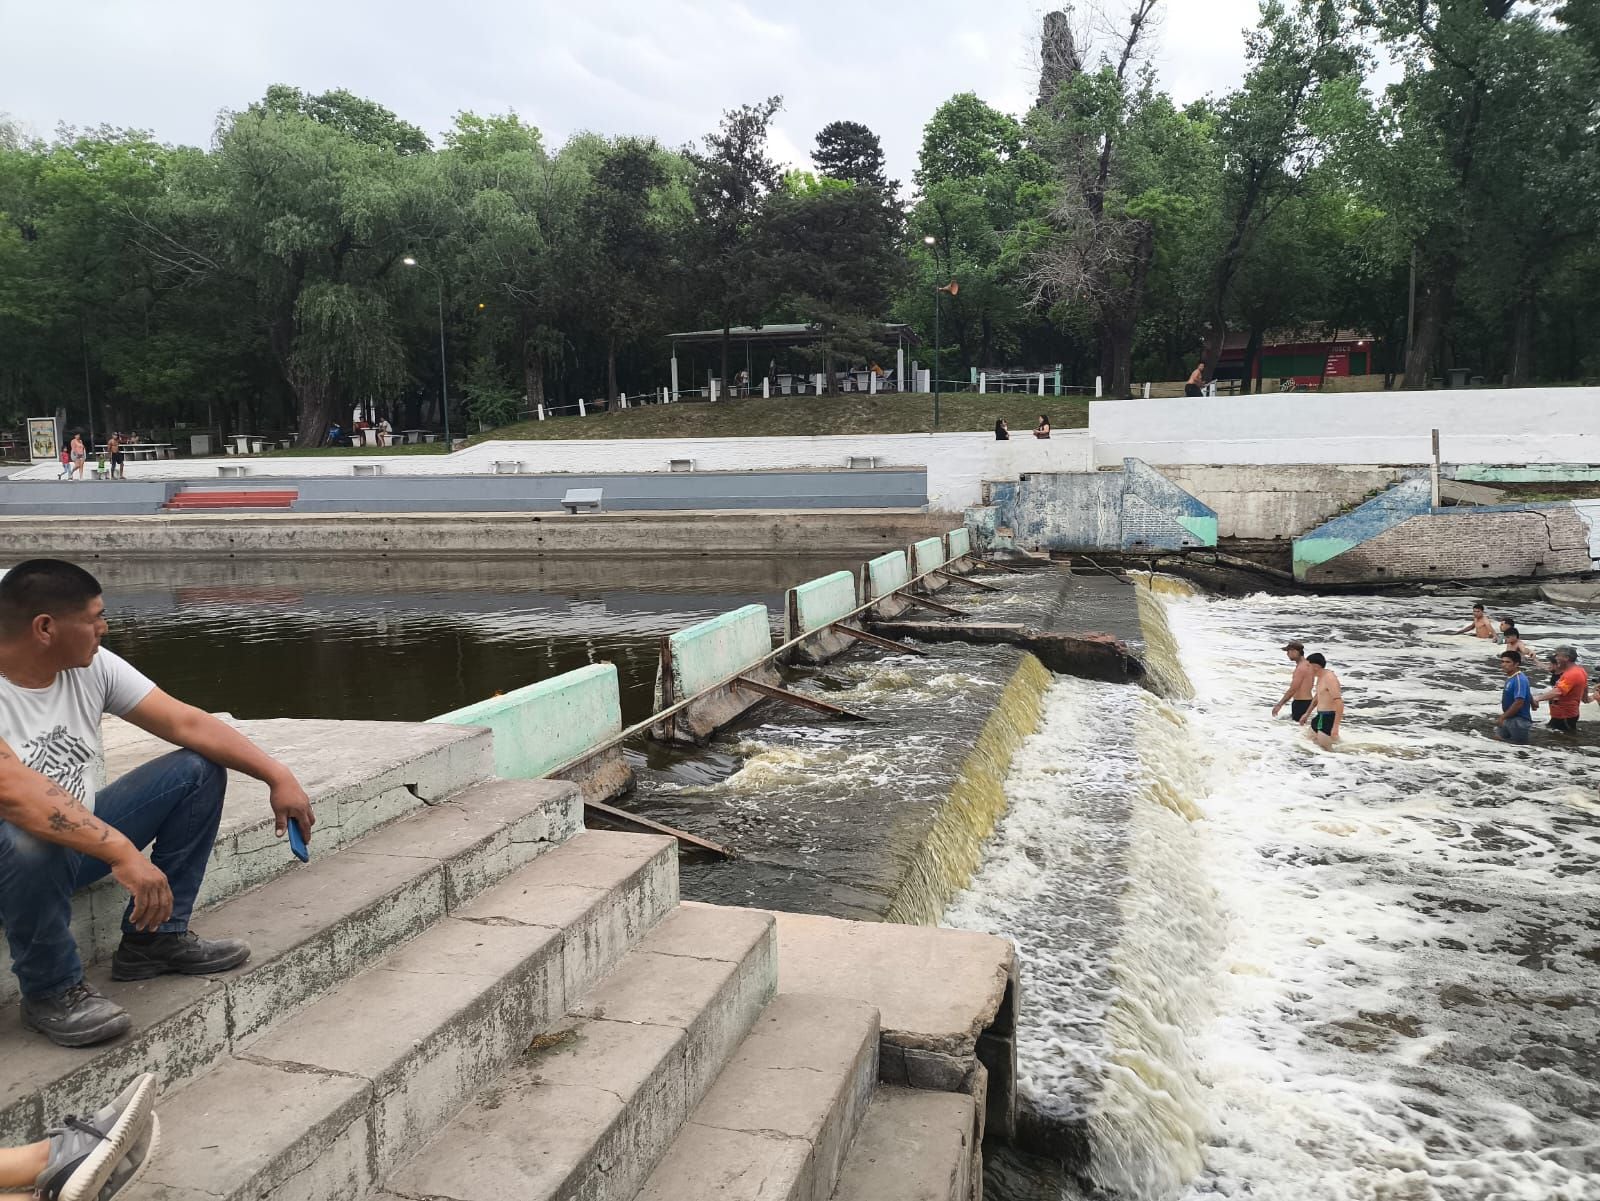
[1089,387,1600,467]
[10,431,1094,512]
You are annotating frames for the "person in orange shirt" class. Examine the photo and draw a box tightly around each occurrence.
[1533,646,1588,735]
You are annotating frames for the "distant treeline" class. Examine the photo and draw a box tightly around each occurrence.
[1,0,1595,444]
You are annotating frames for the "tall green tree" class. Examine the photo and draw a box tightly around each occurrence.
[812,121,891,191]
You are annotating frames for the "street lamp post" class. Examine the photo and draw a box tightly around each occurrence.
[924,236,940,430]
[403,255,450,446]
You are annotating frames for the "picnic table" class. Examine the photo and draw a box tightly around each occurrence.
[99,443,174,461]
[401,429,430,445]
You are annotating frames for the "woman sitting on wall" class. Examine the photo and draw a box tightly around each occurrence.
[1033,415,1051,440]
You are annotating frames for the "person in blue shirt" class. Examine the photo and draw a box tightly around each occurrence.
[1494,650,1533,744]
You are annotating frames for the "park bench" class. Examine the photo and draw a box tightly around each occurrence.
[561,488,603,514]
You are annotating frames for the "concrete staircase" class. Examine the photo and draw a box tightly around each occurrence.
[2,720,987,1201]
[162,486,299,510]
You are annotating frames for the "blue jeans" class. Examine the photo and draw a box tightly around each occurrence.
[0,750,226,999]
[1495,716,1533,745]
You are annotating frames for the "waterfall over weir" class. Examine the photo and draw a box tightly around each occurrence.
[952,580,1600,1201]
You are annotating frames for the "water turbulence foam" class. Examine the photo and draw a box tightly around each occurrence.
[950,580,1600,1201]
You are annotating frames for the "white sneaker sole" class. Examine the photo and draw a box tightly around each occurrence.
[59,1074,161,1201]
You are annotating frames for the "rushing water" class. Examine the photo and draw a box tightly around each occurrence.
[954,583,1600,1201]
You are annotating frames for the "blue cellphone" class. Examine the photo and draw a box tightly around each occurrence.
[287,818,310,863]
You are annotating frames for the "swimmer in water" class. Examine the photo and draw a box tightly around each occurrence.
[1298,652,1344,749]
[1270,640,1315,722]
[1502,625,1539,669]
[1453,602,1496,639]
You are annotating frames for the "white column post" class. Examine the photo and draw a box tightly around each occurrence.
[896,347,905,392]
[537,404,545,421]
[1095,375,1104,398]
[620,393,628,409]
[1430,429,1441,509]
[578,397,586,417]
[869,371,878,395]
[670,352,679,401]
[1037,373,1045,396]
[1143,382,1151,399]
[978,372,987,394]
[763,377,771,398]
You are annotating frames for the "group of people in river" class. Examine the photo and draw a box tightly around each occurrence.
[1271,602,1596,749]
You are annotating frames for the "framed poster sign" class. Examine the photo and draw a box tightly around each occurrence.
[27,417,60,464]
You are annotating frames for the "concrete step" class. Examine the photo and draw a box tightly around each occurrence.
[0,777,582,1146]
[830,1087,976,1201]
[0,718,496,1008]
[385,902,777,1201]
[130,830,679,1201]
[632,993,880,1201]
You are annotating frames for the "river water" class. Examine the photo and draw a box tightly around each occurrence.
[956,582,1600,1201]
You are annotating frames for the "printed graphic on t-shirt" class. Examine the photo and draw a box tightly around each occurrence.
[20,724,93,802]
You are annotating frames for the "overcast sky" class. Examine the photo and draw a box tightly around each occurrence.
[1,0,1265,184]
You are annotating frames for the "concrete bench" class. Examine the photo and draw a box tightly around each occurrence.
[493,461,524,475]
[561,488,603,514]
[352,463,383,477]
[217,464,250,479]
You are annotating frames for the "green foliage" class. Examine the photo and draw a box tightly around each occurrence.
[813,120,890,190]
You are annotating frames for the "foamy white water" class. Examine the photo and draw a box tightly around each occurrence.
[949,587,1600,1201]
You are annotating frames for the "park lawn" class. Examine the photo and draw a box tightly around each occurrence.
[485,391,1087,442]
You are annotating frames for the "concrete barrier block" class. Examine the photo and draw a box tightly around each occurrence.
[786,570,858,665]
[912,536,949,594]
[431,664,632,802]
[946,527,972,571]
[864,551,913,619]
[654,604,778,743]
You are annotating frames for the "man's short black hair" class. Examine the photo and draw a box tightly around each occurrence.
[1503,626,1519,638]
[0,559,103,636]
[1472,602,1485,612]
[1306,653,1327,667]
[1501,650,1522,664]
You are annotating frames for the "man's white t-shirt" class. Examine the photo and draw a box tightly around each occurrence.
[0,649,157,814]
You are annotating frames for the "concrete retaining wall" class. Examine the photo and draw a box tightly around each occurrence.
[655,604,780,743]
[0,510,949,559]
[1292,478,1433,579]
[1156,464,1406,540]
[0,480,177,516]
[430,664,631,801]
[972,459,1218,554]
[1090,387,1600,468]
[786,570,859,665]
[11,433,1095,513]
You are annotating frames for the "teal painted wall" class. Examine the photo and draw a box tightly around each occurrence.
[431,663,621,779]
[669,604,774,695]
[1455,465,1600,484]
[947,527,972,559]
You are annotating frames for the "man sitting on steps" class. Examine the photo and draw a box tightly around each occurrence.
[0,559,317,1048]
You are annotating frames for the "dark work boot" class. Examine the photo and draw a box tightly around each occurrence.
[111,930,251,981]
[20,982,132,1048]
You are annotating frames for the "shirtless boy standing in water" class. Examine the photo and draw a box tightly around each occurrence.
[1270,641,1316,722]
[1299,653,1345,748]
[1454,603,1497,639]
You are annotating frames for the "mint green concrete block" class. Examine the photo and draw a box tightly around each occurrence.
[946,528,972,559]
[1176,515,1217,546]
[1292,537,1356,580]
[912,537,946,577]
[791,571,857,635]
[431,664,621,779]
[1456,464,1600,484]
[669,604,774,696]
[866,551,910,600]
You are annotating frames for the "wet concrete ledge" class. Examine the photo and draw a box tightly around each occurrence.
[0,509,950,559]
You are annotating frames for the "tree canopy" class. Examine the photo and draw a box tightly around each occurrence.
[2,1,1594,444]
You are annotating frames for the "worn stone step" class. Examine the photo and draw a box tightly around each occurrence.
[0,717,495,1008]
[830,1088,976,1201]
[130,830,679,1200]
[632,993,880,1201]
[385,902,776,1201]
[0,776,580,1145]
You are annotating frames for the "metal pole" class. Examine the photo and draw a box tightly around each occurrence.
[1430,428,1441,510]
[436,279,450,446]
[933,289,941,430]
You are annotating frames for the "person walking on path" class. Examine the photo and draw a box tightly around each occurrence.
[106,434,123,481]
[68,434,86,482]
[1271,641,1316,722]
[1534,646,1587,735]
[1299,653,1345,749]
[0,560,317,1047]
[1494,650,1534,745]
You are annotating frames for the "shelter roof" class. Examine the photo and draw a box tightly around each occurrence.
[666,323,920,349]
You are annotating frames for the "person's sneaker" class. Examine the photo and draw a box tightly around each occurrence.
[111,930,251,981]
[34,1071,161,1201]
[20,982,132,1048]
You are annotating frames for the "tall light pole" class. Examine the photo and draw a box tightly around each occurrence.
[403,255,450,446]
[924,236,940,430]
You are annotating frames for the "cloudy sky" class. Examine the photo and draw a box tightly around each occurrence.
[2,0,1264,183]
